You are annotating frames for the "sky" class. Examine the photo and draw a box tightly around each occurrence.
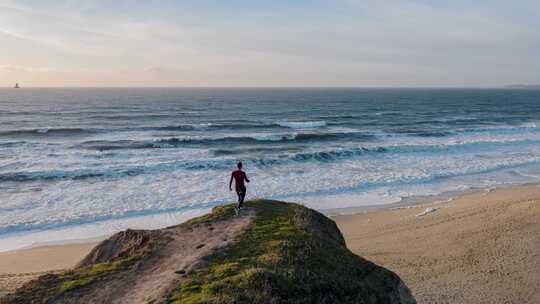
[0,0,539,87]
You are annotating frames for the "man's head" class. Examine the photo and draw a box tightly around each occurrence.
[237,161,243,169]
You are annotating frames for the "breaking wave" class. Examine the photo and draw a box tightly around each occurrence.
[0,128,95,137]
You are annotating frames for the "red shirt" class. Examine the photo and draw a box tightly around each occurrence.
[231,170,248,188]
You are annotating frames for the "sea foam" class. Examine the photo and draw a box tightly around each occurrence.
[278,121,327,128]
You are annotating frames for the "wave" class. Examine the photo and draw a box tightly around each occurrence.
[150,132,340,147]
[87,113,177,120]
[149,121,539,138]
[147,121,328,132]
[76,140,152,151]
[0,149,381,183]
[0,127,94,137]
[391,129,453,137]
[0,141,28,147]
[78,132,371,151]
[147,123,213,131]
[316,115,357,119]
[0,169,109,183]
[453,124,540,135]
[520,122,538,128]
[277,121,327,128]
[12,138,540,184]
[0,160,236,183]
[383,121,540,139]
[213,146,303,156]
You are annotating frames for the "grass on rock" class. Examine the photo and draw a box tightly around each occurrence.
[168,199,390,304]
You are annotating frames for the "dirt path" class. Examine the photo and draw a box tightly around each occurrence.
[72,210,254,304]
[120,210,254,303]
[0,209,254,304]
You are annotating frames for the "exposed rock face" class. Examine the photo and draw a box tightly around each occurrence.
[2,200,416,304]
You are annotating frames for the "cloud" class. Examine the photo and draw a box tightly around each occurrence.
[0,64,56,73]
[0,0,539,87]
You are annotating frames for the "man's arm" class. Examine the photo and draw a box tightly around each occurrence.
[229,174,234,191]
[245,173,250,183]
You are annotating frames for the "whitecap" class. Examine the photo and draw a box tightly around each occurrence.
[278,121,327,129]
[196,123,213,129]
[520,122,538,128]
[251,133,296,141]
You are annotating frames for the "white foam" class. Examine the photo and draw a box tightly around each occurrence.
[0,208,211,252]
[278,121,327,128]
[195,123,213,129]
[520,122,538,128]
[6,118,540,250]
[251,133,296,141]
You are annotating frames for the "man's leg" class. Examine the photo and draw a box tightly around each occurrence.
[239,191,245,209]
[237,186,246,209]
[236,190,242,209]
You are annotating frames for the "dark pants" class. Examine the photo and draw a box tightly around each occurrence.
[236,185,246,208]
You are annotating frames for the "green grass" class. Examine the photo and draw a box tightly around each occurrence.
[167,199,389,304]
[1,243,151,304]
[183,204,238,226]
[59,254,143,292]
[169,199,298,303]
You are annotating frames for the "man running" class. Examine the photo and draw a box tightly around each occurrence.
[229,161,250,212]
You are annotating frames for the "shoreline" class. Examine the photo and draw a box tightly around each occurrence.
[2,183,540,301]
[1,170,537,254]
[0,180,519,253]
[0,181,535,258]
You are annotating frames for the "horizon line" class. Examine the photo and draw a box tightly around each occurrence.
[1,85,532,89]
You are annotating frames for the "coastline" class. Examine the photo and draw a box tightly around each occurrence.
[1,183,540,301]
[334,183,540,303]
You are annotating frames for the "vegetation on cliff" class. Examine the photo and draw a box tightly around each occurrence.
[170,201,414,304]
[2,200,415,304]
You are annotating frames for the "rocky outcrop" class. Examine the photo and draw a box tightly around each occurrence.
[2,200,416,304]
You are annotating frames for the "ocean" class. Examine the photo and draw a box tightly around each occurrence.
[2,88,540,251]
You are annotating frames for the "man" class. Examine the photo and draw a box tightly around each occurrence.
[229,161,250,212]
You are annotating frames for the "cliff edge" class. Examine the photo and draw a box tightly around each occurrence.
[2,200,416,304]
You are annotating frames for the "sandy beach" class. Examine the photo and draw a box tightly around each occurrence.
[336,184,540,303]
[0,242,96,297]
[1,184,540,303]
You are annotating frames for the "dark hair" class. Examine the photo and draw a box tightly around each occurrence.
[237,161,243,169]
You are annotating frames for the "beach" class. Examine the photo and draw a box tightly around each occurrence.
[0,242,96,297]
[336,184,540,303]
[2,184,540,302]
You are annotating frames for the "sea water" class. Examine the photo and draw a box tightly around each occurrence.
[1,88,540,251]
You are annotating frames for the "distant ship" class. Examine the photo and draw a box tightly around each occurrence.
[14,83,20,89]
